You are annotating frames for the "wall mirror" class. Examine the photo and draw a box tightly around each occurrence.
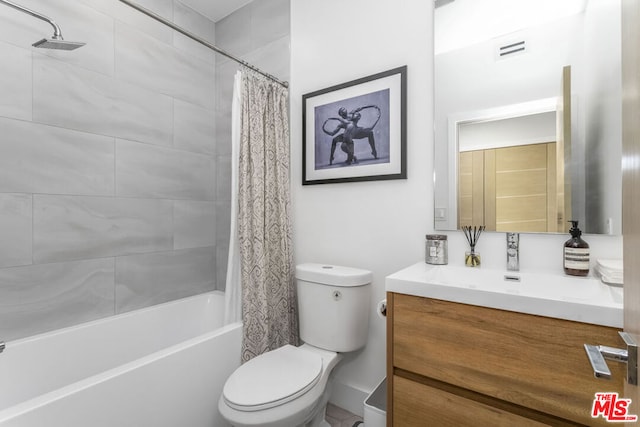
[433,0,622,235]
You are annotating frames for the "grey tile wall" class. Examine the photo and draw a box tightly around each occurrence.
[0,194,32,269]
[33,54,175,146]
[115,22,215,109]
[33,195,174,263]
[214,5,253,58]
[0,258,115,341]
[173,1,216,64]
[174,99,216,155]
[174,200,216,249]
[0,42,32,121]
[115,139,215,200]
[0,0,218,341]
[0,0,289,341]
[82,0,173,44]
[250,0,290,52]
[115,247,215,313]
[0,118,115,196]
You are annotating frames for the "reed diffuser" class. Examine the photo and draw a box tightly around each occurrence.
[462,225,485,267]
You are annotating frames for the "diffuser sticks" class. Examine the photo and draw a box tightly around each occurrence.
[462,225,484,267]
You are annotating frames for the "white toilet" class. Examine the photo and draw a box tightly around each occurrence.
[218,263,372,427]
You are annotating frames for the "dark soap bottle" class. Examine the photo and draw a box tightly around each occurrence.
[564,220,590,276]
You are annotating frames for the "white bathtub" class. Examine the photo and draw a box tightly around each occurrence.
[0,291,241,427]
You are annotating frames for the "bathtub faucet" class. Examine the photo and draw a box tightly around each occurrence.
[0,341,5,353]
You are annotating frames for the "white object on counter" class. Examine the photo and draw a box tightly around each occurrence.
[595,259,623,286]
[385,262,623,328]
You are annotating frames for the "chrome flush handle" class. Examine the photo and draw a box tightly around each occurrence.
[584,331,638,385]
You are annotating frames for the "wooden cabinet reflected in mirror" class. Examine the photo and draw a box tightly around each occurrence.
[459,142,563,232]
[457,66,574,233]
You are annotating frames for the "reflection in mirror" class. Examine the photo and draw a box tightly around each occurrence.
[458,110,560,232]
[433,0,622,235]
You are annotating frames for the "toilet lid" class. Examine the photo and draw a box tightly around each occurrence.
[223,345,323,412]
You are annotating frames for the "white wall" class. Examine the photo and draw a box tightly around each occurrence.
[291,0,433,414]
[291,0,622,416]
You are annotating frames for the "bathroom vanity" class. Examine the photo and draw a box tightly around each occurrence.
[386,262,625,427]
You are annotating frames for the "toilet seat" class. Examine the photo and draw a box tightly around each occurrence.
[222,345,323,412]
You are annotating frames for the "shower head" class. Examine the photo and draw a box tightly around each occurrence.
[32,38,86,51]
[0,0,85,50]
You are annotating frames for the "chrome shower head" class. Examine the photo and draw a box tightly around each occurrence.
[32,38,86,51]
[0,0,85,50]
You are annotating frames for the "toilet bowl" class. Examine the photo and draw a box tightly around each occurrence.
[218,263,372,427]
[218,344,342,427]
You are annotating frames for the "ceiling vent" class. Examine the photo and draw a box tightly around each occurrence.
[496,40,527,60]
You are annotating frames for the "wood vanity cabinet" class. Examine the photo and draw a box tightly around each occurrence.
[386,292,625,427]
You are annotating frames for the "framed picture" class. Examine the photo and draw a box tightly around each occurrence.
[302,66,407,185]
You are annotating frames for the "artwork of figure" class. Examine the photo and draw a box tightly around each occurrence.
[321,105,381,165]
[304,70,405,184]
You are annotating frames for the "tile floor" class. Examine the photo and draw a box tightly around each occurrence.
[325,403,364,427]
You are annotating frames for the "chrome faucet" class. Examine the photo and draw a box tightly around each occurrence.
[0,341,4,353]
[506,233,519,271]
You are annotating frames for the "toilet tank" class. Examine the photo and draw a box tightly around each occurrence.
[295,263,372,352]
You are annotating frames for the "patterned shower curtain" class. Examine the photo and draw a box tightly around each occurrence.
[237,70,299,362]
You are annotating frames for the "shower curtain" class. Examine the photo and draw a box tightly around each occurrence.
[229,69,299,362]
[223,72,243,326]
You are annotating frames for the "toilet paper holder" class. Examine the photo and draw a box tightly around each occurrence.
[376,299,387,318]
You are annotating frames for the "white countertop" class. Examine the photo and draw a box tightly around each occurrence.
[386,262,623,328]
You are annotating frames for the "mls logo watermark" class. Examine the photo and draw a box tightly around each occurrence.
[592,392,638,422]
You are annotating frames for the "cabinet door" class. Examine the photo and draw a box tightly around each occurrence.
[392,294,625,426]
[393,375,549,427]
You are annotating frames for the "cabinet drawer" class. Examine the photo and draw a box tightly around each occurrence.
[393,375,550,427]
[391,293,624,426]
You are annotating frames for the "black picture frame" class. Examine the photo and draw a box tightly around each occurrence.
[302,66,407,185]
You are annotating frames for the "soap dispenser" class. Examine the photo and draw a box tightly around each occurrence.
[564,220,590,277]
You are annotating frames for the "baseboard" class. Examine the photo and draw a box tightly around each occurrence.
[329,380,369,417]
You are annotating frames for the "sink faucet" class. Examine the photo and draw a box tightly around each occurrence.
[507,233,519,271]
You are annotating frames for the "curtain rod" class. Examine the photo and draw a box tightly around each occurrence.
[117,0,289,88]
